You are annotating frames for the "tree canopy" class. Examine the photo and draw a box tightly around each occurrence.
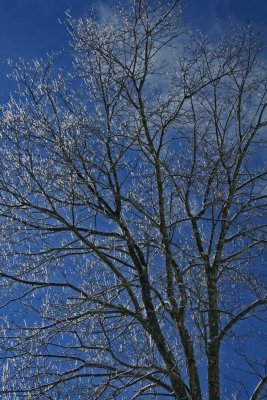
[0,1,266,399]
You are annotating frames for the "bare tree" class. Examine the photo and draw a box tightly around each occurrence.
[0,1,266,399]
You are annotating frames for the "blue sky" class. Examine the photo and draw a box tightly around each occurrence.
[0,1,266,398]
[0,0,266,99]
[0,0,266,65]
[186,0,267,31]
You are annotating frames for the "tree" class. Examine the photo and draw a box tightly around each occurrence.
[0,0,266,398]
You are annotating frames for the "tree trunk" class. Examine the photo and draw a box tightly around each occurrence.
[208,341,220,400]
[207,271,220,400]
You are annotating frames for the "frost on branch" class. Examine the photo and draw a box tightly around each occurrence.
[0,1,266,399]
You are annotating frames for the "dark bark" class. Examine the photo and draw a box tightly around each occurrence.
[207,271,220,400]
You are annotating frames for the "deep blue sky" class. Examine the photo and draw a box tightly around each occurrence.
[0,0,266,99]
[0,1,266,398]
